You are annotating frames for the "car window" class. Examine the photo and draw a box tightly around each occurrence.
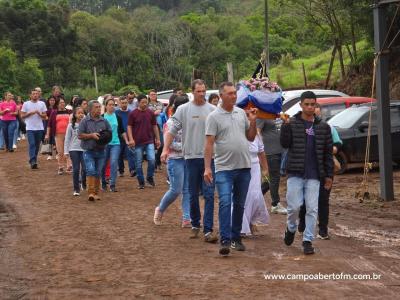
[321,104,346,120]
[285,102,301,116]
[328,107,370,129]
[282,97,300,111]
[157,92,173,100]
[358,110,377,127]
[390,107,400,127]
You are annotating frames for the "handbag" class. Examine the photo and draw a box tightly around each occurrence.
[40,143,52,155]
[261,175,270,195]
[96,129,112,146]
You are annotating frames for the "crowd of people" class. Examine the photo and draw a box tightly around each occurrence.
[0,80,339,256]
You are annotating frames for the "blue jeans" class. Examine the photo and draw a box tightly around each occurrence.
[215,168,251,242]
[182,163,190,221]
[102,144,121,187]
[158,158,190,220]
[280,149,288,176]
[1,120,17,150]
[286,177,320,242]
[83,150,106,178]
[26,130,44,164]
[118,141,136,174]
[69,151,86,192]
[134,143,155,183]
[13,120,19,146]
[186,158,215,233]
[0,127,4,148]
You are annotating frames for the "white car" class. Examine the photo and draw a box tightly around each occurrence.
[157,89,220,105]
[187,89,219,102]
[282,89,348,112]
[156,90,174,106]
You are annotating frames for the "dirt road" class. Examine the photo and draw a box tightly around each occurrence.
[1,142,400,299]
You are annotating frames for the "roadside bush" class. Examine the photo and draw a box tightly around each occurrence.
[279,53,295,69]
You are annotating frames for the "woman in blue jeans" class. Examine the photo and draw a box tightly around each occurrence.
[101,98,128,192]
[0,92,19,152]
[64,107,86,196]
[154,95,191,227]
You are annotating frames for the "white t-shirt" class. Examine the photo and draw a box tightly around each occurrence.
[21,100,47,130]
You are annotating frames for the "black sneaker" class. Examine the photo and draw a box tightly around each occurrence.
[219,240,231,256]
[146,177,155,187]
[303,241,315,254]
[102,182,107,191]
[284,227,295,246]
[138,180,145,189]
[130,171,137,177]
[317,229,330,240]
[298,219,305,233]
[109,186,117,192]
[31,163,38,169]
[231,239,246,251]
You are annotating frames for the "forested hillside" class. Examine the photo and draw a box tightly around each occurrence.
[0,0,394,99]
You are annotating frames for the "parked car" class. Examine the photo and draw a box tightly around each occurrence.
[282,89,348,111]
[156,90,174,106]
[156,89,220,106]
[187,89,219,102]
[328,101,400,173]
[286,97,375,121]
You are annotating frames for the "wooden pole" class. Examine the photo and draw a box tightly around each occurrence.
[94,66,98,94]
[325,46,337,89]
[302,62,307,88]
[264,0,270,74]
[227,62,234,82]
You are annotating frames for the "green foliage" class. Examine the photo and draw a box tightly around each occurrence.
[62,87,100,101]
[15,58,44,93]
[0,47,18,94]
[116,85,142,95]
[0,47,43,96]
[355,46,375,67]
[279,53,294,69]
[269,40,369,89]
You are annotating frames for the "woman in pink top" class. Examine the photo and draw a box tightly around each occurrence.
[0,92,19,152]
[45,98,72,174]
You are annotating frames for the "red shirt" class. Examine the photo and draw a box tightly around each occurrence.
[128,109,156,145]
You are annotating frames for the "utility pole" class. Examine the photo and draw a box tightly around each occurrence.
[264,0,270,74]
[373,0,394,201]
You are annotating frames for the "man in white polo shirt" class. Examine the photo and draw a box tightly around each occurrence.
[204,81,258,256]
[21,89,47,169]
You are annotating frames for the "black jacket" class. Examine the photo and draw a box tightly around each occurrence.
[280,112,333,179]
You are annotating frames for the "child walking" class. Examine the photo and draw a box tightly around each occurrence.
[64,107,86,196]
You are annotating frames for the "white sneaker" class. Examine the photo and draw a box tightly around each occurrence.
[21,134,26,140]
[47,156,52,160]
[271,203,287,215]
[153,207,163,225]
[17,137,21,141]
[73,191,80,196]
[13,144,17,149]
